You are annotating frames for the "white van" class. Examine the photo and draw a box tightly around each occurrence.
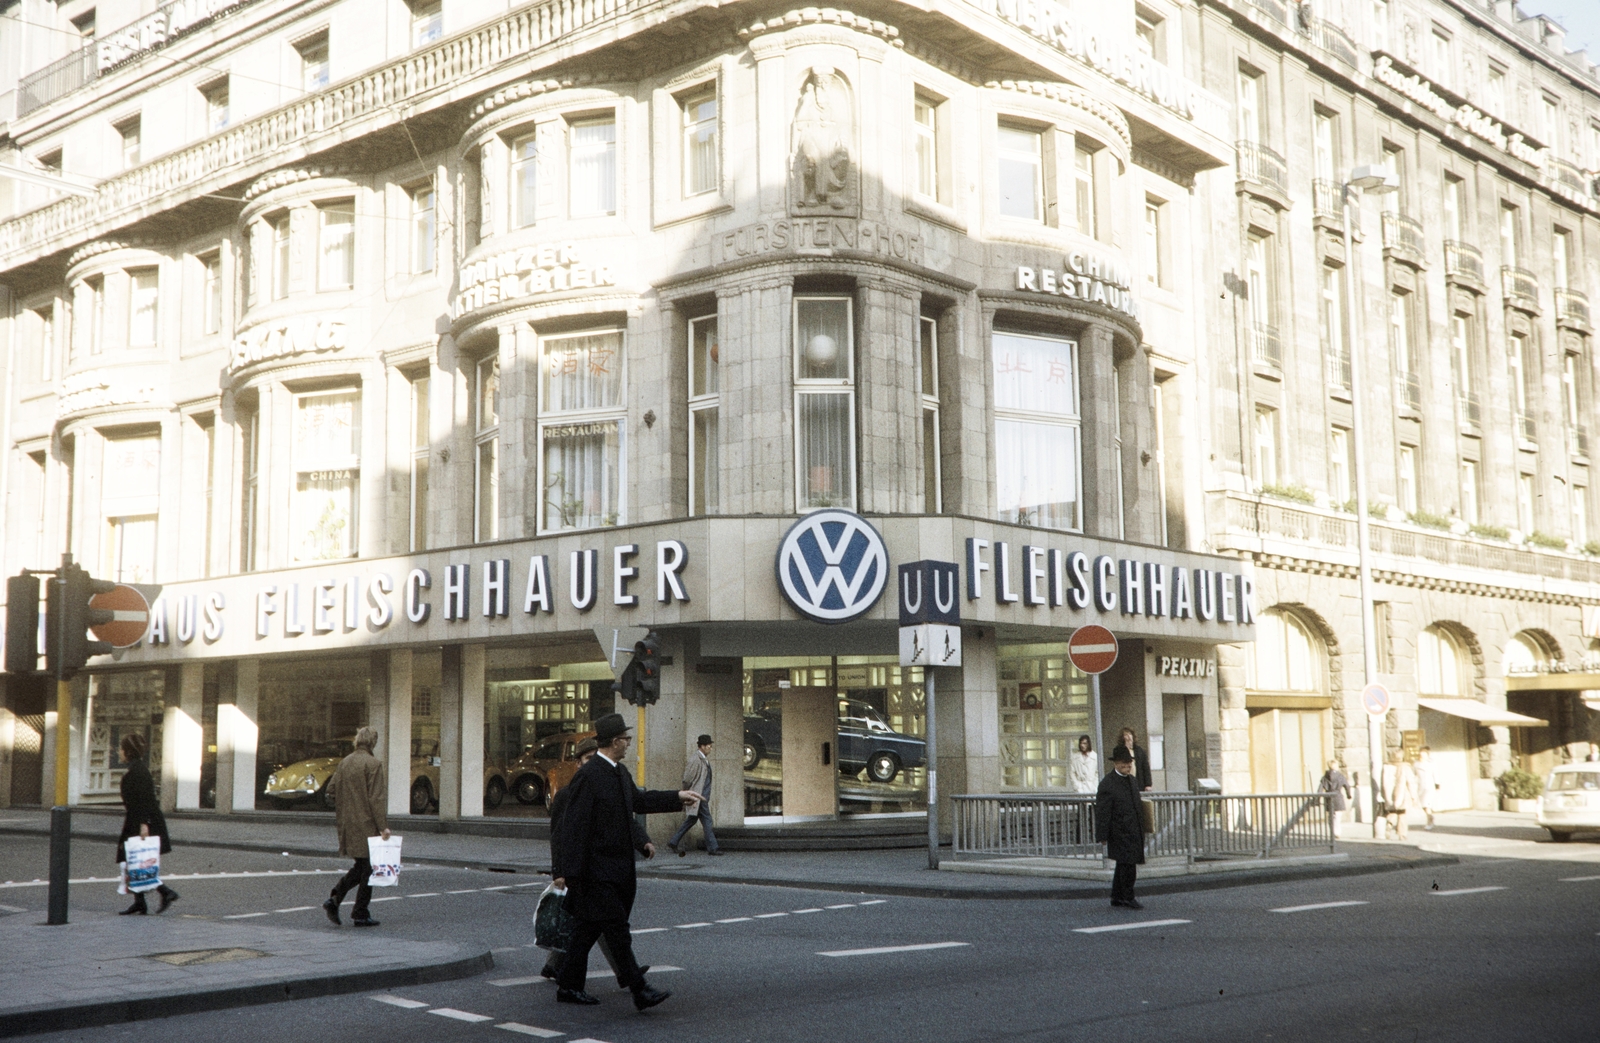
[1537,763,1600,842]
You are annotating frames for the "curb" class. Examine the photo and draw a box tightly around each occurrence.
[0,947,494,1038]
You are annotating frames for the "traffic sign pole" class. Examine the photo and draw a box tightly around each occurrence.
[1067,626,1119,756]
[925,668,938,871]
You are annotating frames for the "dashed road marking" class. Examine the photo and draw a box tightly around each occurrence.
[633,927,669,934]
[675,922,713,929]
[430,1008,493,1022]
[484,885,516,890]
[1074,919,1192,934]
[1430,886,1506,897]
[370,994,429,1009]
[755,912,788,919]
[448,889,480,894]
[859,900,888,906]
[818,942,969,957]
[1270,901,1369,914]
[223,912,269,919]
[825,903,856,909]
[492,967,683,987]
[793,908,823,914]
[716,917,752,923]
[1561,875,1600,882]
[274,906,315,913]
[0,903,27,913]
[495,1024,564,1038]
[370,896,403,903]
[409,892,442,898]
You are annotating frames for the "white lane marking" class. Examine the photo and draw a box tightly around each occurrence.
[409,892,442,898]
[819,942,970,958]
[370,994,429,1009]
[223,912,270,919]
[448,889,479,894]
[755,912,789,919]
[794,908,823,914]
[1074,919,1192,934]
[716,917,753,923]
[859,900,888,906]
[632,927,669,934]
[0,869,355,889]
[370,896,403,903]
[1269,901,1369,914]
[570,1039,616,1043]
[1561,875,1600,882]
[484,885,516,890]
[275,906,315,913]
[429,1008,493,1022]
[1431,886,1507,897]
[675,922,713,929]
[0,904,26,913]
[825,903,856,909]
[495,1024,564,1038]
[492,967,683,987]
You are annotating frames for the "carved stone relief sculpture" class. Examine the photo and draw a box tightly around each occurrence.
[790,66,857,217]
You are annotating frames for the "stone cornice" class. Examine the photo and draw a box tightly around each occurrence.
[467,75,611,124]
[1248,551,1598,606]
[66,240,157,270]
[1132,148,1196,189]
[983,79,1132,152]
[243,165,359,201]
[737,8,903,49]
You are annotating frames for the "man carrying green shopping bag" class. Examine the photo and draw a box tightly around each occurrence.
[322,726,389,927]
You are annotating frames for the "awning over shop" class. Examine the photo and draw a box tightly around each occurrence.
[1417,698,1548,728]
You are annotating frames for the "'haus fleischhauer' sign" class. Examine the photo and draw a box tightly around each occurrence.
[899,560,962,668]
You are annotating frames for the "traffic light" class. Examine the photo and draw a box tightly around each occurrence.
[47,564,115,680]
[614,630,662,707]
[5,574,40,675]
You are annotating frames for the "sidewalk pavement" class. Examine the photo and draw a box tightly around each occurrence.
[0,909,490,1038]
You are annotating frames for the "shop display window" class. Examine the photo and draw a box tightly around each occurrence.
[998,643,1091,790]
[254,657,370,810]
[84,671,166,804]
[485,649,611,815]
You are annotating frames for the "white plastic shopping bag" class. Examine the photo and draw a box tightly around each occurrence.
[367,834,402,887]
[123,835,162,894]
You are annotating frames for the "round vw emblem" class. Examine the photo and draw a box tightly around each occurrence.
[775,510,889,624]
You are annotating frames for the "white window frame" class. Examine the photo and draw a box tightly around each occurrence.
[1398,445,1418,514]
[992,331,1082,532]
[537,329,627,533]
[1460,459,1480,525]
[1312,111,1335,182]
[128,267,159,348]
[793,296,857,512]
[317,200,355,292]
[409,182,436,274]
[1330,427,1351,506]
[200,251,223,335]
[1236,69,1261,144]
[410,373,430,551]
[203,79,230,134]
[270,212,291,300]
[680,87,718,198]
[688,314,720,516]
[32,305,54,382]
[1517,473,1536,534]
[1143,198,1162,286]
[1074,143,1097,237]
[297,32,330,92]
[913,94,939,201]
[1255,406,1278,487]
[1554,229,1572,290]
[475,354,499,543]
[290,388,361,562]
[86,275,105,356]
[510,131,538,230]
[920,316,941,514]
[1509,331,1530,418]
[568,115,618,218]
[410,0,443,48]
[996,122,1044,223]
[240,408,258,572]
[116,116,141,170]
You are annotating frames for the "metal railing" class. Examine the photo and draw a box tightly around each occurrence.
[1311,178,1342,221]
[1325,341,1352,390]
[17,46,96,117]
[1236,140,1289,196]
[950,792,1336,862]
[1502,265,1539,305]
[1307,19,1360,66]
[1444,240,1484,283]
[1556,287,1591,329]
[1551,157,1590,197]
[1250,322,1283,368]
[1573,424,1590,459]
[1397,373,1421,411]
[1518,413,1538,441]
[1247,0,1290,27]
[1458,391,1482,426]
[1381,211,1424,257]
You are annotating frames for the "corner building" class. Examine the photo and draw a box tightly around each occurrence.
[0,0,1259,831]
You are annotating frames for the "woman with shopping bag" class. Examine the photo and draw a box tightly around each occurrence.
[117,733,179,915]
[321,727,389,927]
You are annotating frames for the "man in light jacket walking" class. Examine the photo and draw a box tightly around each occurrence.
[668,735,721,856]
[322,726,389,928]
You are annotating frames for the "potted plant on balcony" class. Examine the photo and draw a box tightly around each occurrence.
[1494,767,1543,813]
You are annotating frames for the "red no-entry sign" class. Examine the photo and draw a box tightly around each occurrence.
[1068,625,1119,675]
[89,585,151,648]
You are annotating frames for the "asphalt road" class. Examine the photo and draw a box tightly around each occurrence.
[3,834,1597,1042]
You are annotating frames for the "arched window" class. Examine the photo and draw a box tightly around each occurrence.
[1502,632,1546,678]
[1248,609,1320,692]
[1418,626,1465,696]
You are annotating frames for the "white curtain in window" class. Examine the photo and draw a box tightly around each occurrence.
[476,438,498,542]
[993,335,1076,414]
[543,420,621,530]
[293,472,356,560]
[798,393,851,508]
[129,270,158,346]
[294,393,358,459]
[684,95,718,196]
[318,205,355,290]
[570,121,616,216]
[107,515,158,584]
[542,333,621,412]
[795,299,850,381]
[1418,628,1462,696]
[994,419,1079,529]
[692,407,719,515]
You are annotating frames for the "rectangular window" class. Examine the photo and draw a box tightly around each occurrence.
[1246,234,1273,330]
[1321,265,1348,388]
[475,355,499,543]
[203,79,229,134]
[997,123,1043,222]
[921,316,941,514]
[1542,95,1560,149]
[1390,290,1415,401]
[1509,331,1531,420]
[116,116,140,170]
[1254,406,1278,487]
[291,390,360,561]
[795,297,856,511]
[1443,176,1463,241]
[1236,69,1261,144]
[511,132,538,229]
[1517,473,1535,533]
[1460,459,1479,525]
[33,305,54,382]
[128,267,158,347]
[993,331,1079,530]
[271,212,290,300]
[1330,427,1352,507]
[410,374,429,551]
[317,201,355,291]
[201,415,215,576]
[1313,111,1336,182]
[1370,0,1388,51]
[569,117,617,217]
[1398,445,1418,514]
[201,251,223,335]
[914,95,938,201]
[410,0,442,47]
[102,436,161,584]
[86,275,105,355]
[1431,29,1452,89]
[297,33,329,92]
[1487,64,1506,116]
[1134,7,1165,63]
[1143,200,1162,286]
[1074,145,1097,237]
[1564,351,1581,429]
[1575,488,1589,546]
[240,409,258,571]
[410,183,436,273]
[1374,601,1394,674]
[1500,203,1520,268]
[1381,144,1404,213]
[689,315,720,516]
[681,89,718,198]
[540,331,624,532]
[1554,229,1572,290]
[1452,313,1476,410]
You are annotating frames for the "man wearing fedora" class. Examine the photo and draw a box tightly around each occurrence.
[1096,745,1148,910]
[668,734,722,857]
[551,712,702,1010]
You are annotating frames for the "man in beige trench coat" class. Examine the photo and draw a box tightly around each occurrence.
[322,726,390,927]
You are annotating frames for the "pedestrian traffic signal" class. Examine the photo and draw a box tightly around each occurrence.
[614,630,662,707]
[47,564,115,680]
[5,574,40,675]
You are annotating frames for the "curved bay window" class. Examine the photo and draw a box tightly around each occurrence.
[539,330,624,532]
[102,434,160,583]
[1246,608,1329,794]
[794,297,855,510]
[993,331,1080,530]
[292,390,360,561]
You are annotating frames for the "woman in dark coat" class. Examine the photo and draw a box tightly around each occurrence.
[1113,727,1154,792]
[117,733,179,915]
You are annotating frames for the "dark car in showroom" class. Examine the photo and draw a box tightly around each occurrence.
[743,698,926,783]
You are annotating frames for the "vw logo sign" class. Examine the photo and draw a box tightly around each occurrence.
[775,510,889,624]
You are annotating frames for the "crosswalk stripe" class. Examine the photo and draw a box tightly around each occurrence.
[1074,919,1191,934]
[1269,901,1369,913]
[818,942,969,957]
[1560,875,1600,882]
[429,1008,493,1022]
[716,917,753,923]
[274,906,315,913]
[1430,886,1506,896]
[755,912,789,918]
[495,1024,565,1038]
[825,903,856,909]
[370,994,429,1009]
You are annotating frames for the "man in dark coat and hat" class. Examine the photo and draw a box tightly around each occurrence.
[551,713,701,1010]
[1096,745,1147,910]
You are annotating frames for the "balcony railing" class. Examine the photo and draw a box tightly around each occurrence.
[1325,342,1352,390]
[1457,392,1482,426]
[17,46,96,117]
[1250,322,1283,369]
[1247,0,1290,28]
[1551,157,1590,196]
[1518,413,1538,441]
[1397,373,1421,411]
[1311,178,1342,221]
[1556,287,1591,329]
[1574,425,1591,459]
[1381,212,1425,258]
[1236,140,1289,197]
[1308,19,1360,67]
[1502,266,1540,307]
[1444,241,1484,284]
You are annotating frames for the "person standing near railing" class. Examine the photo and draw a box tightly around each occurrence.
[1318,759,1352,839]
[1070,735,1099,794]
[1112,727,1153,792]
[1097,747,1147,910]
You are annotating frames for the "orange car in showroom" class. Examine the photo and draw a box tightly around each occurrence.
[506,731,595,806]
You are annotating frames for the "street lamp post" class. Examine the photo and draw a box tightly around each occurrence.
[1340,165,1397,837]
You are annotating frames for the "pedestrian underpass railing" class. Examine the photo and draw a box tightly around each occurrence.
[949,792,1335,862]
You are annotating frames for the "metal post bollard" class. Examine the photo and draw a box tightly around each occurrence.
[48,805,71,925]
